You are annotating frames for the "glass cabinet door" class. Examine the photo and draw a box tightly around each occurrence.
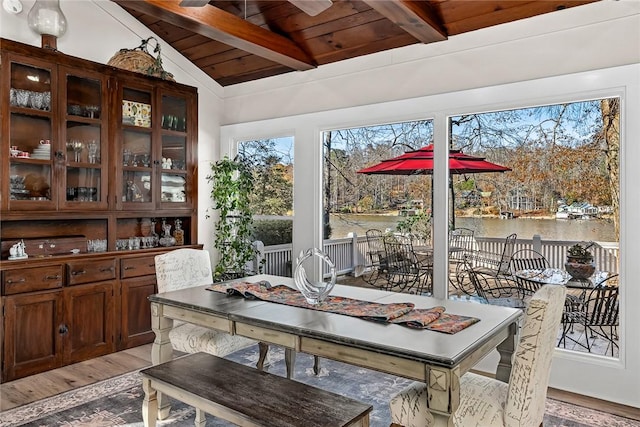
[60,68,108,209]
[7,59,56,210]
[120,86,154,209]
[159,94,189,207]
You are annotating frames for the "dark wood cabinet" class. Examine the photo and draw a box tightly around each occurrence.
[2,290,64,381]
[63,281,115,364]
[1,38,201,382]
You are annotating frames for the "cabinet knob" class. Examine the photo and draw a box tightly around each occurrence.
[45,275,61,280]
[71,270,86,275]
[6,278,26,284]
[100,267,114,272]
[124,266,135,270]
[59,324,69,335]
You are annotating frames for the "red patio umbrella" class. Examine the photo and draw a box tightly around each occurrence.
[357,144,511,227]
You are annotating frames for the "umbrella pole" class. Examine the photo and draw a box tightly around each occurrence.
[450,177,455,229]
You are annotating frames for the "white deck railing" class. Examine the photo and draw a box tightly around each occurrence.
[258,234,619,278]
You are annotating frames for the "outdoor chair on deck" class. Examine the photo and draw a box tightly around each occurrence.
[383,236,432,295]
[559,274,619,356]
[509,249,550,300]
[454,233,517,296]
[461,257,524,308]
[154,248,255,357]
[362,229,389,288]
[448,227,476,265]
[390,284,566,427]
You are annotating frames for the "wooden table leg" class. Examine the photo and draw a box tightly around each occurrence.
[257,342,269,371]
[496,320,518,382]
[285,348,296,379]
[150,302,174,420]
[426,366,459,427]
[141,378,158,427]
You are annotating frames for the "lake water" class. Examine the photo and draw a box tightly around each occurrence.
[330,214,617,242]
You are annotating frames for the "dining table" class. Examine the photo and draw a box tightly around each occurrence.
[148,274,521,427]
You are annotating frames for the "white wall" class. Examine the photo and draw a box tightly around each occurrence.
[0,0,224,253]
[220,1,640,408]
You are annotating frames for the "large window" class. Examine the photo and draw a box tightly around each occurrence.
[322,98,620,359]
[238,136,294,246]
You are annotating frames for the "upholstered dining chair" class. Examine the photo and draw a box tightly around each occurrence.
[390,284,566,427]
[154,248,255,357]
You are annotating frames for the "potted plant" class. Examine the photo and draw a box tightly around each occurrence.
[206,156,259,281]
[565,242,596,280]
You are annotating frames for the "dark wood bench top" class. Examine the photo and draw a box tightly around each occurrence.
[140,352,372,427]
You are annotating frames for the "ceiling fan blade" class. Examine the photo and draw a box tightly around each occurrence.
[179,0,210,6]
[288,0,332,16]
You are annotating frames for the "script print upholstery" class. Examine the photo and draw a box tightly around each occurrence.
[390,284,566,427]
[154,248,255,356]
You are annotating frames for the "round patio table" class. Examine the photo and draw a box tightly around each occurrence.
[514,268,610,289]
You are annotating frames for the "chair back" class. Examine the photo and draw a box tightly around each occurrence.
[584,275,619,328]
[155,248,213,293]
[365,229,386,268]
[498,233,517,274]
[449,227,476,262]
[509,249,549,273]
[505,284,566,427]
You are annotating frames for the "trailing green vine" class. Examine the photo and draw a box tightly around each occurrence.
[206,156,257,281]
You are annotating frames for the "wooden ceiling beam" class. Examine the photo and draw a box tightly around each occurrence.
[362,0,447,43]
[114,0,316,71]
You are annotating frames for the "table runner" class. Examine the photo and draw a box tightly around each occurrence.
[207,282,479,334]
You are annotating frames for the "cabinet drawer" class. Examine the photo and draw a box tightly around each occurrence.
[121,255,156,279]
[67,259,116,285]
[2,265,64,295]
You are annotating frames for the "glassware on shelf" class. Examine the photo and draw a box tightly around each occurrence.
[173,219,184,246]
[87,140,98,164]
[149,218,159,247]
[123,149,132,166]
[159,219,176,247]
[85,105,100,119]
[67,140,83,162]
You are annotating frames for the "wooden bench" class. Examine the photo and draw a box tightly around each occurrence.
[140,352,372,427]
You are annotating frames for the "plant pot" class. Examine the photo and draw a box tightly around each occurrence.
[564,260,596,280]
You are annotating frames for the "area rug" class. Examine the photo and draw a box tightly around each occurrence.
[2,346,638,427]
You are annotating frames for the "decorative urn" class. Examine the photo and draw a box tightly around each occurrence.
[564,242,596,280]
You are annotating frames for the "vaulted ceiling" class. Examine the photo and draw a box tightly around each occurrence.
[113,0,598,87]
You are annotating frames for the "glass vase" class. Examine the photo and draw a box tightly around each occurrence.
[294,248,336,305]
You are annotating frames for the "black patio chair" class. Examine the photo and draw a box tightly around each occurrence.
[509,249,550,299]
[383,236,432,295]
[559,274,619,356]
[454,233,517,296]
[460,256,524,308]
[449,227,476,265]
[361,229,390,288]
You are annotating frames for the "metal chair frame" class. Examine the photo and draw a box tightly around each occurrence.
[509,249,550,299]
[461,256,524,308]
[559,274,619,356]
[361,229,390,288]
[383,236,432,295]
[454,233,517,296]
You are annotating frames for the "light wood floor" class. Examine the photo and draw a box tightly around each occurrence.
[1,343,639,422]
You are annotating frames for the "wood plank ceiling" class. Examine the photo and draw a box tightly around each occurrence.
[113,0,598,87]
